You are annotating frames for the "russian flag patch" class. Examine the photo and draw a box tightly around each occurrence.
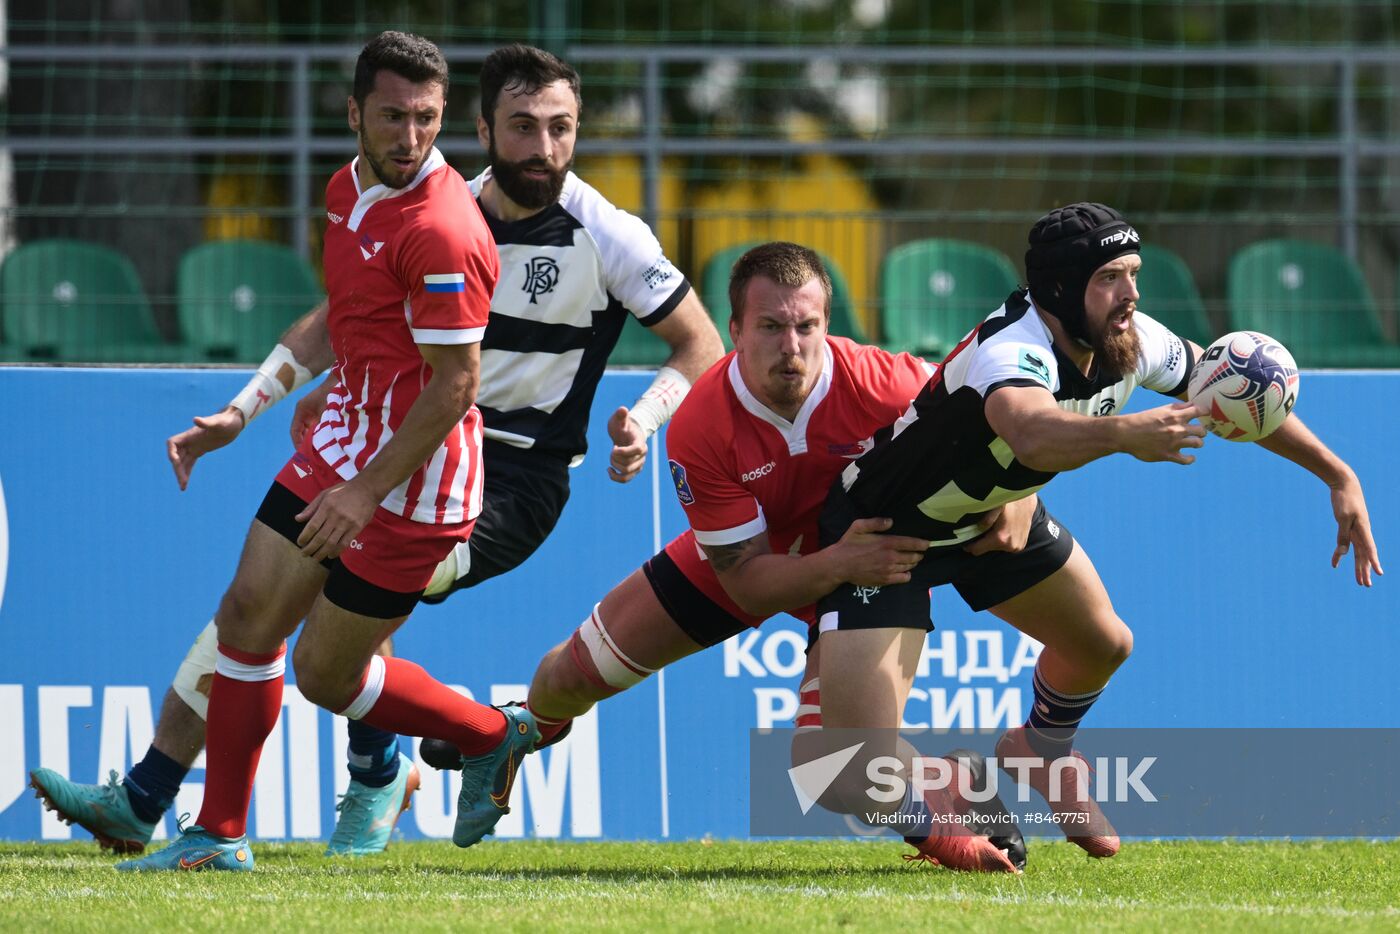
[424,273,466,293]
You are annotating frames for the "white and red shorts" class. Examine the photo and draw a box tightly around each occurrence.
[262,439,472,601]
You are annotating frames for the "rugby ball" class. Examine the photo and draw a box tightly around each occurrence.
[1187,331,1299,442]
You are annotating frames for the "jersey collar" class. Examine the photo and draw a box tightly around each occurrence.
[346,147,447,231]
[1026,292,1123,392]
[726,340,834,456]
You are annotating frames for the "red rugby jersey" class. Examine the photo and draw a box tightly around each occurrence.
[663,337,933,626]
[311,149,499,524]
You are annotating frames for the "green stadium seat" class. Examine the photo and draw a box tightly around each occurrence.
[609,314,673,367]
[178,239,324,363]
[1227,239,1400,368]
[700,243,867,349]
[0,239,187,362]
[1135,244,1213,346]
[879,239,1019,358]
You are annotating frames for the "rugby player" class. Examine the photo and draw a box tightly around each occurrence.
[813,202,1381,857]
[439,241,1031,871]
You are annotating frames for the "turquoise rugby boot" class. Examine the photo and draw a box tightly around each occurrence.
[325,753,421,856]
[30,769,157,854]
[452,706,540,848]
[115,818,253,872]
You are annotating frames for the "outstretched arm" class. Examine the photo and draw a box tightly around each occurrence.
[986,383,1206,472]
[1255,415,1382,586]
[606,290,725,483]
[166,301,333,490]
[1171,338,1381,586]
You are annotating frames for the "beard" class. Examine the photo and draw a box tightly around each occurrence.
[1092,306,1142,378]
[488,137,570,210]
[766,357,809,409]
[359,125,420,190]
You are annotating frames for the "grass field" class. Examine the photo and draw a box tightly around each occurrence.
[2,839,1397,932]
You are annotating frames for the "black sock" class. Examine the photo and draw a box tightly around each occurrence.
[123,746,189,824]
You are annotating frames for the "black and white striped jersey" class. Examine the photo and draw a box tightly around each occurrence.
[467,168,691,465]
[841,289,1194,546]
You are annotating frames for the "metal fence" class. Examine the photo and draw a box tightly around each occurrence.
[6,43,1400,254]
[4,42,1400,353]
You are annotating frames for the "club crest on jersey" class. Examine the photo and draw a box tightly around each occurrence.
[522,256,560,304]
[1017,347,1052,387]
[828,438,875,459]
[291,451,315,479]
[359,235,384,261]
[668,459,694,505]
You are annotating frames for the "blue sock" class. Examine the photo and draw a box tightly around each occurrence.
[123,746,189,824]
[893,778,933,843]
[346,720,400,788]
[1025,664,1104,759]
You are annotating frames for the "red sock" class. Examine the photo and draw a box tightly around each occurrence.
[197,644,286,839]
[352,657,507,756]
[527,704,572,746]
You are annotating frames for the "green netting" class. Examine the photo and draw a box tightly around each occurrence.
[3,2,1400,363]
[8,2,1400,45]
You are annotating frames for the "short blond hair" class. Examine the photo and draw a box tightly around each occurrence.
[728,242,832,325]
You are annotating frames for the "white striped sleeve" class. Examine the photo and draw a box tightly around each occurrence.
[692,508,768,548]
[411,325,487,345]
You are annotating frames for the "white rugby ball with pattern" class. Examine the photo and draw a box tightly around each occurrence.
[1187,330,1299,442]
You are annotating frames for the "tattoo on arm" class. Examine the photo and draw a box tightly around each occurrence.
[700,534,768,574]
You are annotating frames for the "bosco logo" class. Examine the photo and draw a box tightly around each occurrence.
[741,461,776,483]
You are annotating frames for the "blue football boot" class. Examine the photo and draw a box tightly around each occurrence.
[452,706,540,848]
[115,817,254,872]
[30,769,157,854]
[325,753,421,856]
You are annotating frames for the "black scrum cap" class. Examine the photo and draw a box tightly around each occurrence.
[1024,202,1140,345]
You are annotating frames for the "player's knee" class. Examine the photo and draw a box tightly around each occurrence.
[1097,618,1134,673]
[535,641,600,705]
[563,605,655,701]
[290,642,359,711]
[214,576,285,647]
[215,580,259,635]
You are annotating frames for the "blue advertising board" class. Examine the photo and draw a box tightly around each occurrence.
[0,367,1395,844]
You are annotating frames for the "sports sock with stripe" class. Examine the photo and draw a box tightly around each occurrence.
[345,656,507,756]
[892,778,935,843]
[1024,663,1104,759]
[197,643,286,840]
[345,721,400,788]
[123,746,189,824]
